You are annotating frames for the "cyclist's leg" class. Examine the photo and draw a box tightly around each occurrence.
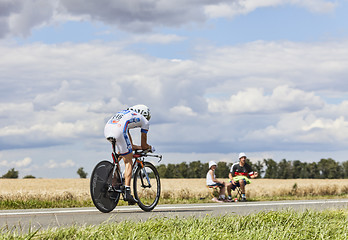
[116,132,137,204]
[118,153,137,204]
[120,153,133,187]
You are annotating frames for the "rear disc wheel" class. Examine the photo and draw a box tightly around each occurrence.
[90,160,120,213]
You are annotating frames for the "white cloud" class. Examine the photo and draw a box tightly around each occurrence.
[45,159,75,169]
[130,33,186,44]
[243,109,348,146]
[205,0,337,18]
[0,0,338,38]
[0,157,32,168]
[0,0,57,38]
[293,0,337,13]
[8,0,55,37]
[199,41,348,93]
[170,105,197,117]
[61,159,75,167]
[207,85,324,114]
[46,160,57,169]
[1,39,348,155]
[58,0,208,32]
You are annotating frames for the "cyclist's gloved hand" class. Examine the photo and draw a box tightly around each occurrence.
[150,146,156,153]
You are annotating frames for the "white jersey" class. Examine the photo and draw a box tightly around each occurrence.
[105,110,149,133]
[104,109,149,155]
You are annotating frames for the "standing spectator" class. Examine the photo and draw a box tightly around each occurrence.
[206,161,227,201]
[229,152,258,201]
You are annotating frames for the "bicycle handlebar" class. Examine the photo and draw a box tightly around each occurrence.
[133,150,162,162]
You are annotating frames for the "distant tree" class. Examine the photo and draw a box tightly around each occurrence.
[263,159,278,178]
[2,168,19,179]
[202,162,209,177]
[157,164,167,178]
[300,162,310,178]
[164,164,178,178]
[318,158,341,179]
[292,160,302,178]
[23,175,36,179]
[77,167,88,178]
[215,162,229,178]
[307,162,320,179]
[292,160,309,178]
[188,161,204,178]
[278,159,293,179]
[177,162,189,178]
[343,161,348,179]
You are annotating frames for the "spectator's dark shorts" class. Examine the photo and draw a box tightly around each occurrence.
[208,183,224,188]
[230,179,247,190]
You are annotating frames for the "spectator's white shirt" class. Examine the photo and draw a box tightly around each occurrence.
[206,169,215,185]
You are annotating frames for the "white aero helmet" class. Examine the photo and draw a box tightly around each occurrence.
[209,161,217,169]
[239,152,247,159]
[128,104,151,121]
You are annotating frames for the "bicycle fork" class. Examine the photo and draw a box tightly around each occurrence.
[134,160,151,188]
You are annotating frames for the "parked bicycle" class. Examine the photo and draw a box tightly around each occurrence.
[90,137,162,213]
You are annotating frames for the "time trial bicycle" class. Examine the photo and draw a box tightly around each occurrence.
[90,137,162,213]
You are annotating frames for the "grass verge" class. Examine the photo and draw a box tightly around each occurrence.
[1,209,347,239]
[1,194,348,210]
[1,178,348,209]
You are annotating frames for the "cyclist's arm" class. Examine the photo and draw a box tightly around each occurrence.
[131,131,151,151]
[140,131,151,150]
[128,130,142,151]
[128,130,138,150]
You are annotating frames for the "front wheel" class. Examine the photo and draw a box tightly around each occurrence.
[133,162,161,212]
[90,160,120,213]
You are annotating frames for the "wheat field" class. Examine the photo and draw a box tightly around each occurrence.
[161,178,348,199]
[1,178,348,202]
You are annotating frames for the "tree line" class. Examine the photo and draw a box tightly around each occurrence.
[157,158,348,179]
[0,167,88,179]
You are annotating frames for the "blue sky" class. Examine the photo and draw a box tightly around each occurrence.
[1,0,348,178]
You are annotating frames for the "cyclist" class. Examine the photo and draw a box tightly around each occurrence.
[104,104,154,205]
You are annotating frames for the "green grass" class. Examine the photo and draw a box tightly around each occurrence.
[0,199,92,210]
[1,209,347,239]
[0,198,212,210]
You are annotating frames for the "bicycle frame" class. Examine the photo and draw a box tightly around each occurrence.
[91,137,162,213]
[108,137,162,190]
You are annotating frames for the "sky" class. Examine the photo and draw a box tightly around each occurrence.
[1,0,348,178]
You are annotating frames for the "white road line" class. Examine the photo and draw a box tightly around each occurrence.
[0,199,347,216]
[152,199,348,210]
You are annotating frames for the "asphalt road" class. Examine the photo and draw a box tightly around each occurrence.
[1,199,347,232]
